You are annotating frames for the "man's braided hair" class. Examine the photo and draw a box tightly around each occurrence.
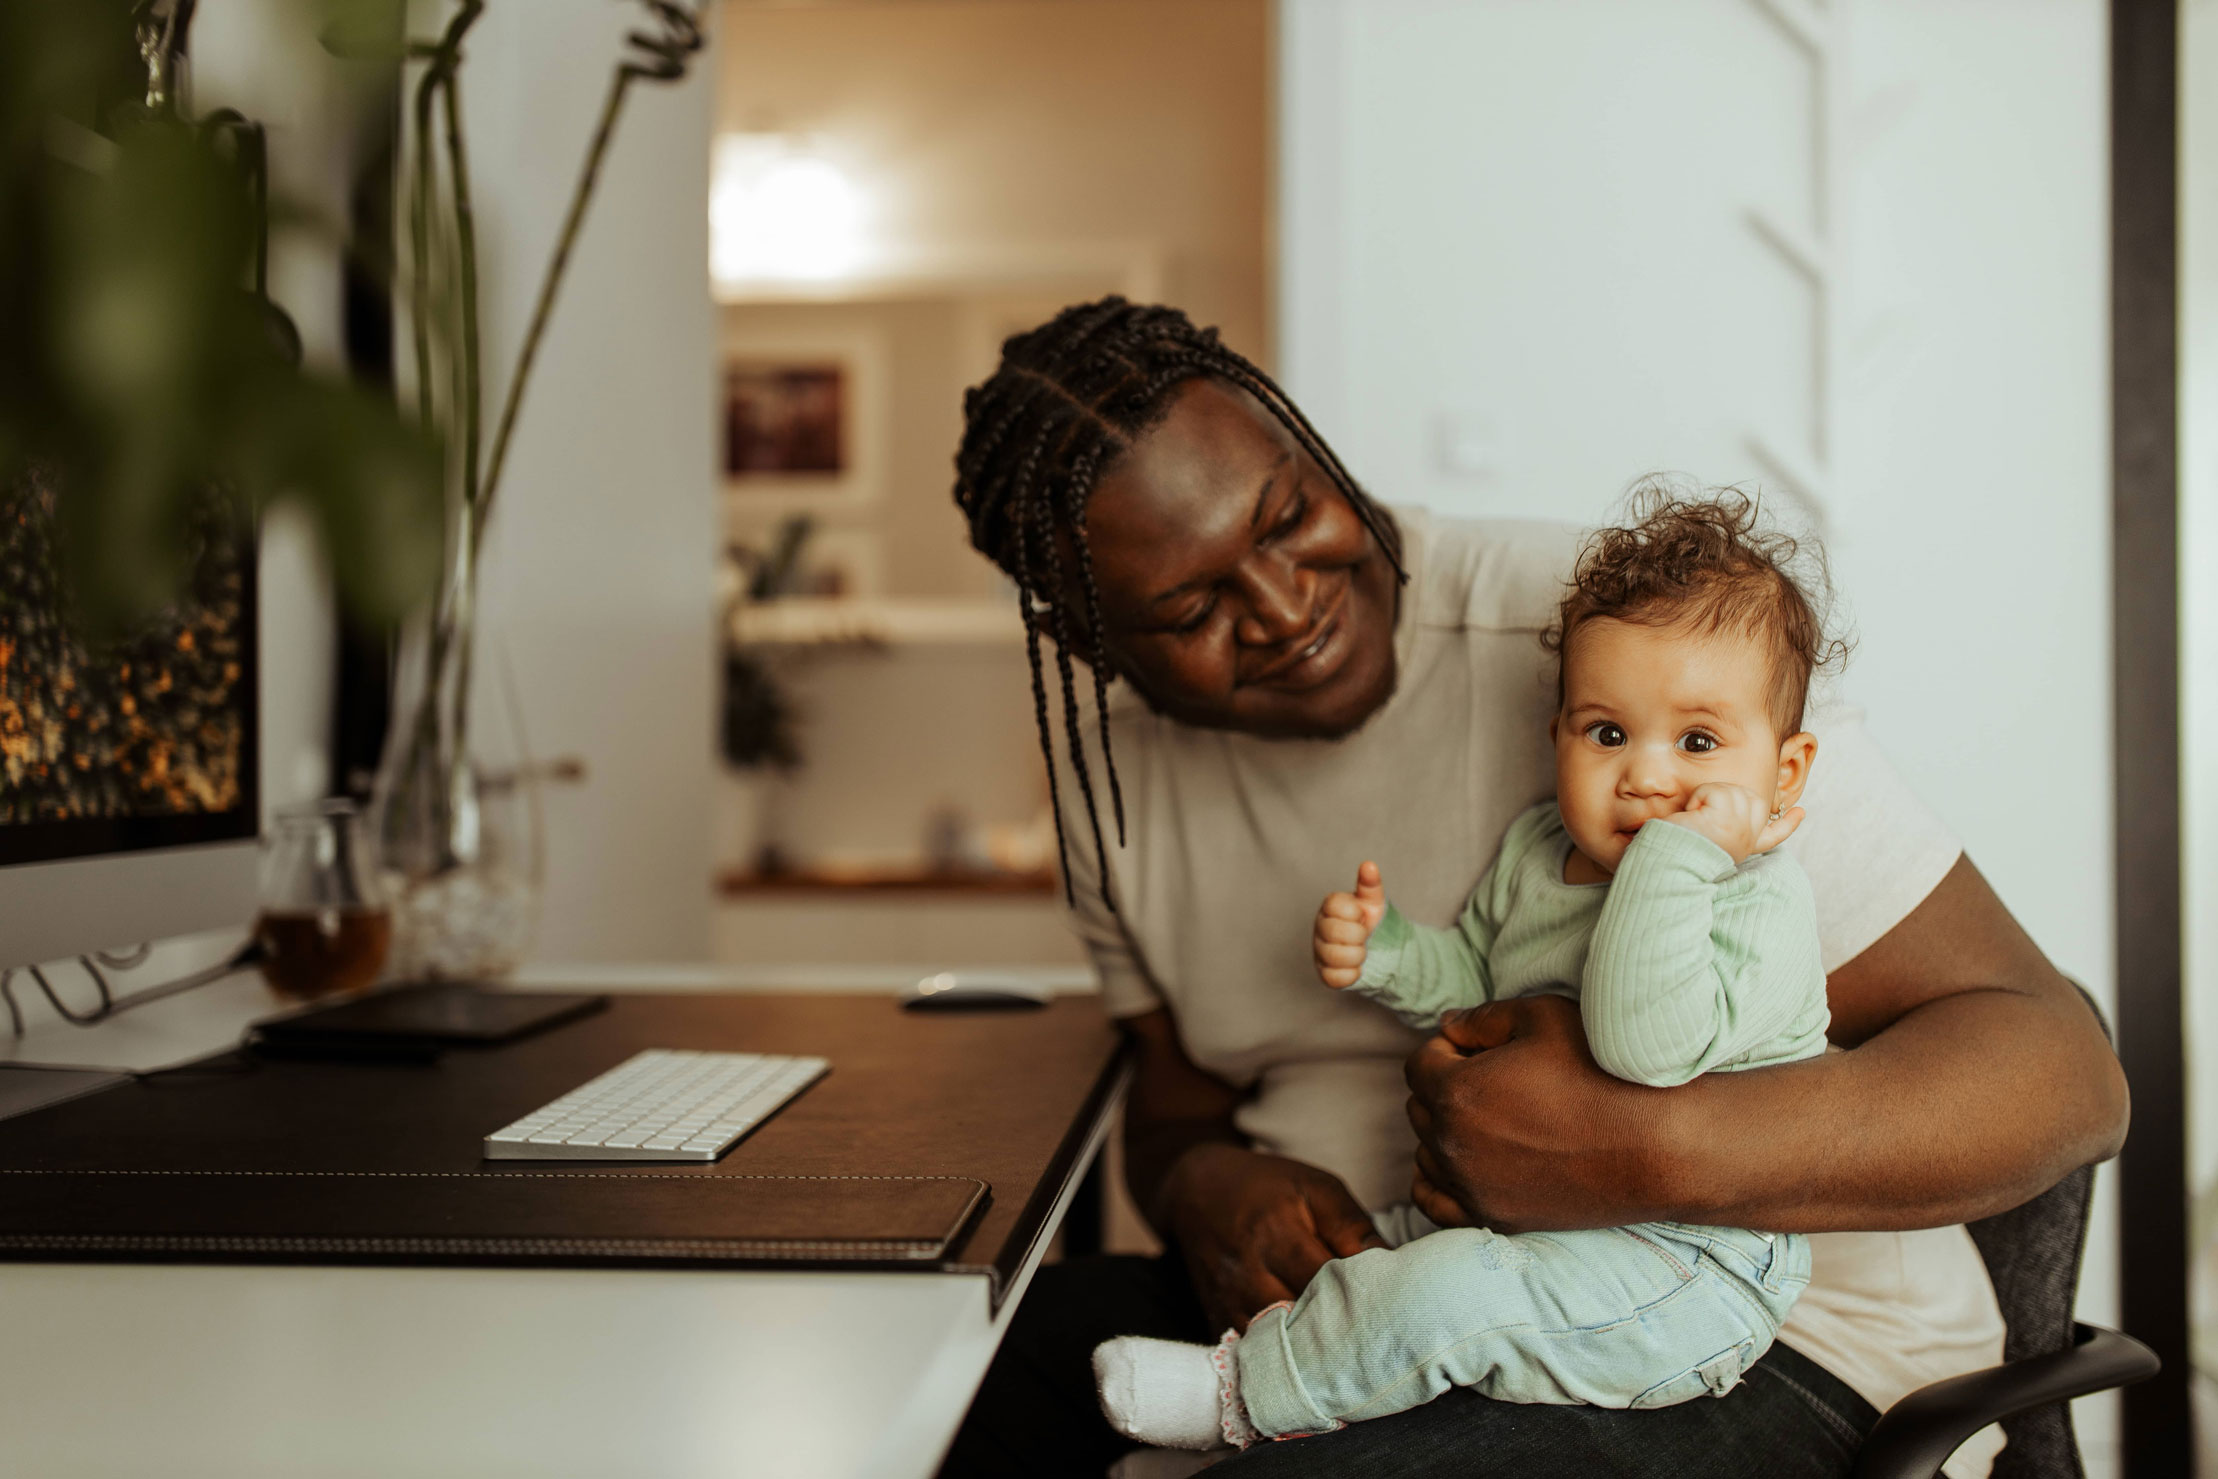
[950,297,1406,910]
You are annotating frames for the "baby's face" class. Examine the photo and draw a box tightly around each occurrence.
[1552,617,1794,875]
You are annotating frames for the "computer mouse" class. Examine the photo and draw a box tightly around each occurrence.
[900,972,1053,1011]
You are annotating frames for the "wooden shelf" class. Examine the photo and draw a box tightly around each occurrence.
[727,597,1022,648]
[716,864,1058,898]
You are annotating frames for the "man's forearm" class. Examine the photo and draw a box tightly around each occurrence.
[1411,858,2131,1238]
[1125,1115,1249,1232]
[1661,983,2127,1231]
[1116,1008,1253,1233]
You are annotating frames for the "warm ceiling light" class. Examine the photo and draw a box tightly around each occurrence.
[711,134,864,284]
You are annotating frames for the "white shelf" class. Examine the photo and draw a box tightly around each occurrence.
[728,597,1023,647]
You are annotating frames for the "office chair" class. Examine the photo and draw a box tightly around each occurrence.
[1855,984,2157,1479]
[1852,1156,2158,1479]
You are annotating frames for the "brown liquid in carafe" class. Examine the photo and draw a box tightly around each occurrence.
[254,909,393,1001]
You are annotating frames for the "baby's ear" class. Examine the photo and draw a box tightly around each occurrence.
[1775,732,1818,811]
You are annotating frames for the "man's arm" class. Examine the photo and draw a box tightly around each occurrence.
[1120,1006,1247,1227]
[1404,854,2129,1234]
[1120,1008,1385,1332]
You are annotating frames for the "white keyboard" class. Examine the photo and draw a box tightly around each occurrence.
[482,1049,829,1162]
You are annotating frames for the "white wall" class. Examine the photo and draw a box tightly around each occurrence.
[2181,2,2218,1465]
[1282,0,1823,518]
[455,3,719,963]
[1281,0,2117,1464]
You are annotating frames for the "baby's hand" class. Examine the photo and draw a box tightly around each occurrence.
[1314,861,1388,989]
[1661,783,1804,863]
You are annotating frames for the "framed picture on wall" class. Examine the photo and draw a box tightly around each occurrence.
[719,320,888,513]
[725,364,847,477]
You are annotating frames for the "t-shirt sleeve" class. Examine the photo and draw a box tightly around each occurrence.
[1067,876,1163,1019]
[1050,730,1164,1020]
[1784,705,1964,972]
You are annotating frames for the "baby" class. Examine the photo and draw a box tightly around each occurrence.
[1094,492,1840,1450]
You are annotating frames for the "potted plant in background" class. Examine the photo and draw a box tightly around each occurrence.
[718,648,800,876]
[355,0,705,979]
[715,518,810,876]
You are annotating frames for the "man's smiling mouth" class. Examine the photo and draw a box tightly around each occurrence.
[1246,591,1350,691]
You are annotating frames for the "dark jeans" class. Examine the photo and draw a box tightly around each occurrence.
[938,1254,1881,1479]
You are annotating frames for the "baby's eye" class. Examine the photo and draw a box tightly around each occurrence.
[1583,721,1626,748]
[1677,730,1720,755]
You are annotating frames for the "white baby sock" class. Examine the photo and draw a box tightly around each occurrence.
[1093,1331,1255,1451]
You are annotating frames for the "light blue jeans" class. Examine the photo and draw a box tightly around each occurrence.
[1232,1207,1811,1439]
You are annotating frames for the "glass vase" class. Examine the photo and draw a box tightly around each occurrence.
[369,524,543,982]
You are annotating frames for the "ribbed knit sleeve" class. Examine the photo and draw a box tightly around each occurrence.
[1580,822,1830,1087]
[1347,881,1504,1031]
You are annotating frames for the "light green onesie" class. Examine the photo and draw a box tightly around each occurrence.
[1228,800,1832,1435]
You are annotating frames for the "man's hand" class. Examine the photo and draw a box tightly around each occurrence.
[1660,783,1803,864]
[1160,1142,1386,1333]
[1314,861,1388,989]
[1404,995,1674,1233]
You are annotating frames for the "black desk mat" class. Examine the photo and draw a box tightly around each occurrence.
[0,1168,987,1267]
[0,1007,991,1270]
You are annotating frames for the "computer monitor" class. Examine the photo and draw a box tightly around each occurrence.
[0,471,261,969]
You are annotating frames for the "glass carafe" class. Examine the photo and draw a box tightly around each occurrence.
[254,800,392,1001]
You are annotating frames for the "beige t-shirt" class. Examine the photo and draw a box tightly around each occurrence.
[1057,509,2006,1476]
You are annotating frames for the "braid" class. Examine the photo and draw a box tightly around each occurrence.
[959,376,1055,507]
[950,296,1402,907]
[1009,459,1078,909]
[1064,443,1125,845]
[1037,470,1117,906]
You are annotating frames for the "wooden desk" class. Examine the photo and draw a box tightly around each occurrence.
[0,980,1126,1478]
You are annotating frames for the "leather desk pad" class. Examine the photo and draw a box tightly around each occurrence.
[0,992,1126,1280]
[0,1168,988,1269]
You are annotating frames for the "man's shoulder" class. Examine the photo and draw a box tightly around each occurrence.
[1397,507,1583,636]
[1778,704,1964,971]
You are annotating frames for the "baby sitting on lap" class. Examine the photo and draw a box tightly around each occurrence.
[1095,491,1843,1450]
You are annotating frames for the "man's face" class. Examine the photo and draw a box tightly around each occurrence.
[1077,379,1400,739]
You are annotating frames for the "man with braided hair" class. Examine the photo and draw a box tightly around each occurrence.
[953,297,1411,908]
[938,299,2124,1478]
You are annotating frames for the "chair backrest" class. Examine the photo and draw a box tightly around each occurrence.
[1965,980,2109,1479]
[1962,1160,2095,1479]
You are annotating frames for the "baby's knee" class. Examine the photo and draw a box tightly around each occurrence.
[1297,1226,1538,1325]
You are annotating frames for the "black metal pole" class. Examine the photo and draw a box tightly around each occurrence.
[2110,0,2191,1472]
[331,50,404,800]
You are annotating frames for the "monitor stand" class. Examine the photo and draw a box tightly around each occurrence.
[0,1064,130,1124]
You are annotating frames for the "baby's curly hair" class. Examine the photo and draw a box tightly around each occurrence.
[1543,483,1849,736]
